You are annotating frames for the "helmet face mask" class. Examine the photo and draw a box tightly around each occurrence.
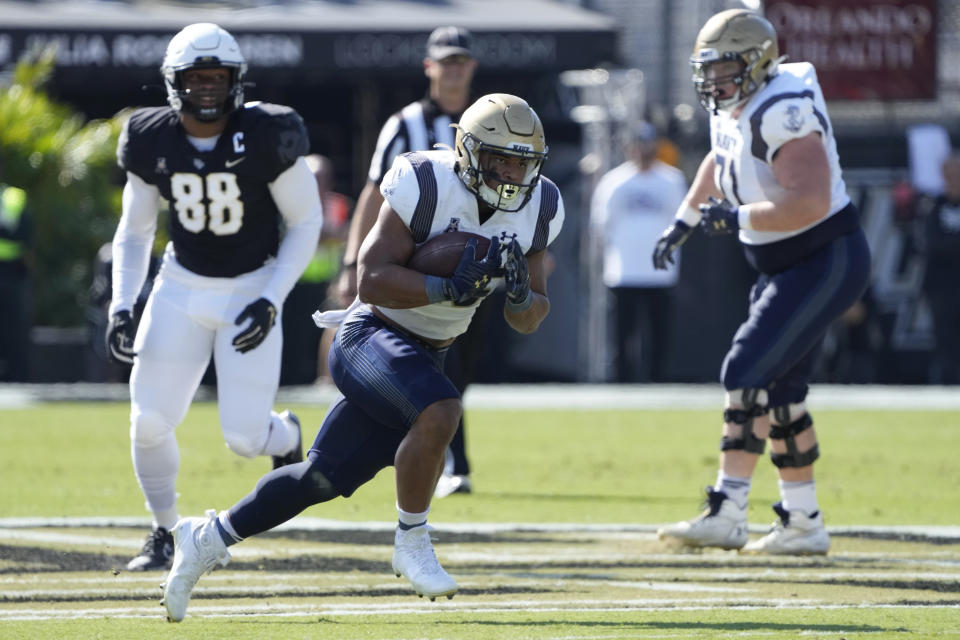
[162,23,247,122]
[690,9,783,114]
[454,94,548,212]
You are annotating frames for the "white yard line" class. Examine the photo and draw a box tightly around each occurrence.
[1,600,957,622]
[3,382,960,410]
[1,516,957,542]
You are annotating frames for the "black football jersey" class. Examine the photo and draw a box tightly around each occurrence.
[117,103,310,277]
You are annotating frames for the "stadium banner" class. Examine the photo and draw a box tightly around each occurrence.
[0,28,615,84]
[765,0,937,100]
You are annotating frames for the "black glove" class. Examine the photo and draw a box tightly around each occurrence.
[503,239,531,308]
[652,220,694,270]
[699,196,740,236]
[232,297,277,353]
[105,310,136,365]
[443,236,503,306]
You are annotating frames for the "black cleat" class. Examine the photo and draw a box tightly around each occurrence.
[271,410,303,470]
[126,526,174,571]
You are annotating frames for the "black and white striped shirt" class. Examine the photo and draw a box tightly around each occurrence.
[367,96,465,184]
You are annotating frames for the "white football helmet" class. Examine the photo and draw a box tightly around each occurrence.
[453,93,548,212]
[690,9,785,113]
[162,23,247,121]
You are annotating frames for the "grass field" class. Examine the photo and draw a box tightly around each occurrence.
[1,393,959,638]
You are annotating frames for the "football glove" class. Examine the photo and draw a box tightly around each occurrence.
[232,297,277,353]
[699,196,740,236]
[105,310,136,365]
[442,236,503,306]
[652,220,694,270]
[503,239,532,310]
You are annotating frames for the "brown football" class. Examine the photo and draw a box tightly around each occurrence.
[407,231,492,277]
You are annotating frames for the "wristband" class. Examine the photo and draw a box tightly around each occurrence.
[425,275,449,304]
[506,290,534,313]
[737,205,753,230]
[675,204,702,227]
[341,261,357,269]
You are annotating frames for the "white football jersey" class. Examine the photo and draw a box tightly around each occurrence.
[709,62,850,246]
[376,148,565,340]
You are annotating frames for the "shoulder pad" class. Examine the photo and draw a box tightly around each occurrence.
[117,107,177,176]
[237,103,310,177]
[750,93,824,163]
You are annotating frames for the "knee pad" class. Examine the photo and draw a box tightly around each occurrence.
[130,410,174,449]
[224,426,268,459]
[769,411,820,468]
[720,388,768,454]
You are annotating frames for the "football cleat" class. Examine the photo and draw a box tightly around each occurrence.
[741,502,830,555]
[126,526,174,571]
[162,510,231,622]
[434,474,472,499]
[392,525,458,601]
[657,487,748,550]
[271,410,303,470]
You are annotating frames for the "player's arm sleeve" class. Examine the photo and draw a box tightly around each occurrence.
[262,157,324,307]
[109,172,159,316]
[367,115,407,184]
[757,96,826,164]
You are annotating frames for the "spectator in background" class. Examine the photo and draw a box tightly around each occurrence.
[590,121,687,382]
[919,152,960,384]
[336,26,482,498]
[0,159,33,382]
[280,154,351,385]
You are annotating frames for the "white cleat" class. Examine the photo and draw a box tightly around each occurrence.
[742,502,830,555]
[657,488,748,550]
[392,525,458,601]
[161,509,231,622]
[434,474,472,499]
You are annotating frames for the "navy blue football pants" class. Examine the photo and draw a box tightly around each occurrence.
[227,308,459,538]
[721,228,871,407]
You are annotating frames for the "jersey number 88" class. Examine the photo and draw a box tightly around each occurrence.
[171,172,244,235]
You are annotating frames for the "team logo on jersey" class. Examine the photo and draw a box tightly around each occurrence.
[784,105,804,133]
[444,218,461,232]
[155,158,168,175]
[193,158,205,170]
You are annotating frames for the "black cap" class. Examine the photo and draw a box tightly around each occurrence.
[427,26,473,61]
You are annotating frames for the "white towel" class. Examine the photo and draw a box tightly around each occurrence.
[312,297,362,329]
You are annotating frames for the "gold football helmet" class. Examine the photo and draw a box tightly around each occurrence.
[454,93,548,212]
[690,9,784,113]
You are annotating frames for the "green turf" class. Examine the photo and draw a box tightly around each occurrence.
[4,607,960,640]
[1,403,958,525]
[2,401,959,639]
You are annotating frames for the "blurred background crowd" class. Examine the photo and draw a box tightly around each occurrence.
[1,0,958,387]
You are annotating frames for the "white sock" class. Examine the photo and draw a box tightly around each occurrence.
[217,512,244,545]
[397,504,429,530]
[779,479,819,514]
[715,470,751,509]
[260,411,297,457]
[132,436,180,531]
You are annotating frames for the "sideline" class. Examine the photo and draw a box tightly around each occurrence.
[2,382,960,410]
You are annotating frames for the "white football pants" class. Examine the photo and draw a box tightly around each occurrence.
[128,255,286,527]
